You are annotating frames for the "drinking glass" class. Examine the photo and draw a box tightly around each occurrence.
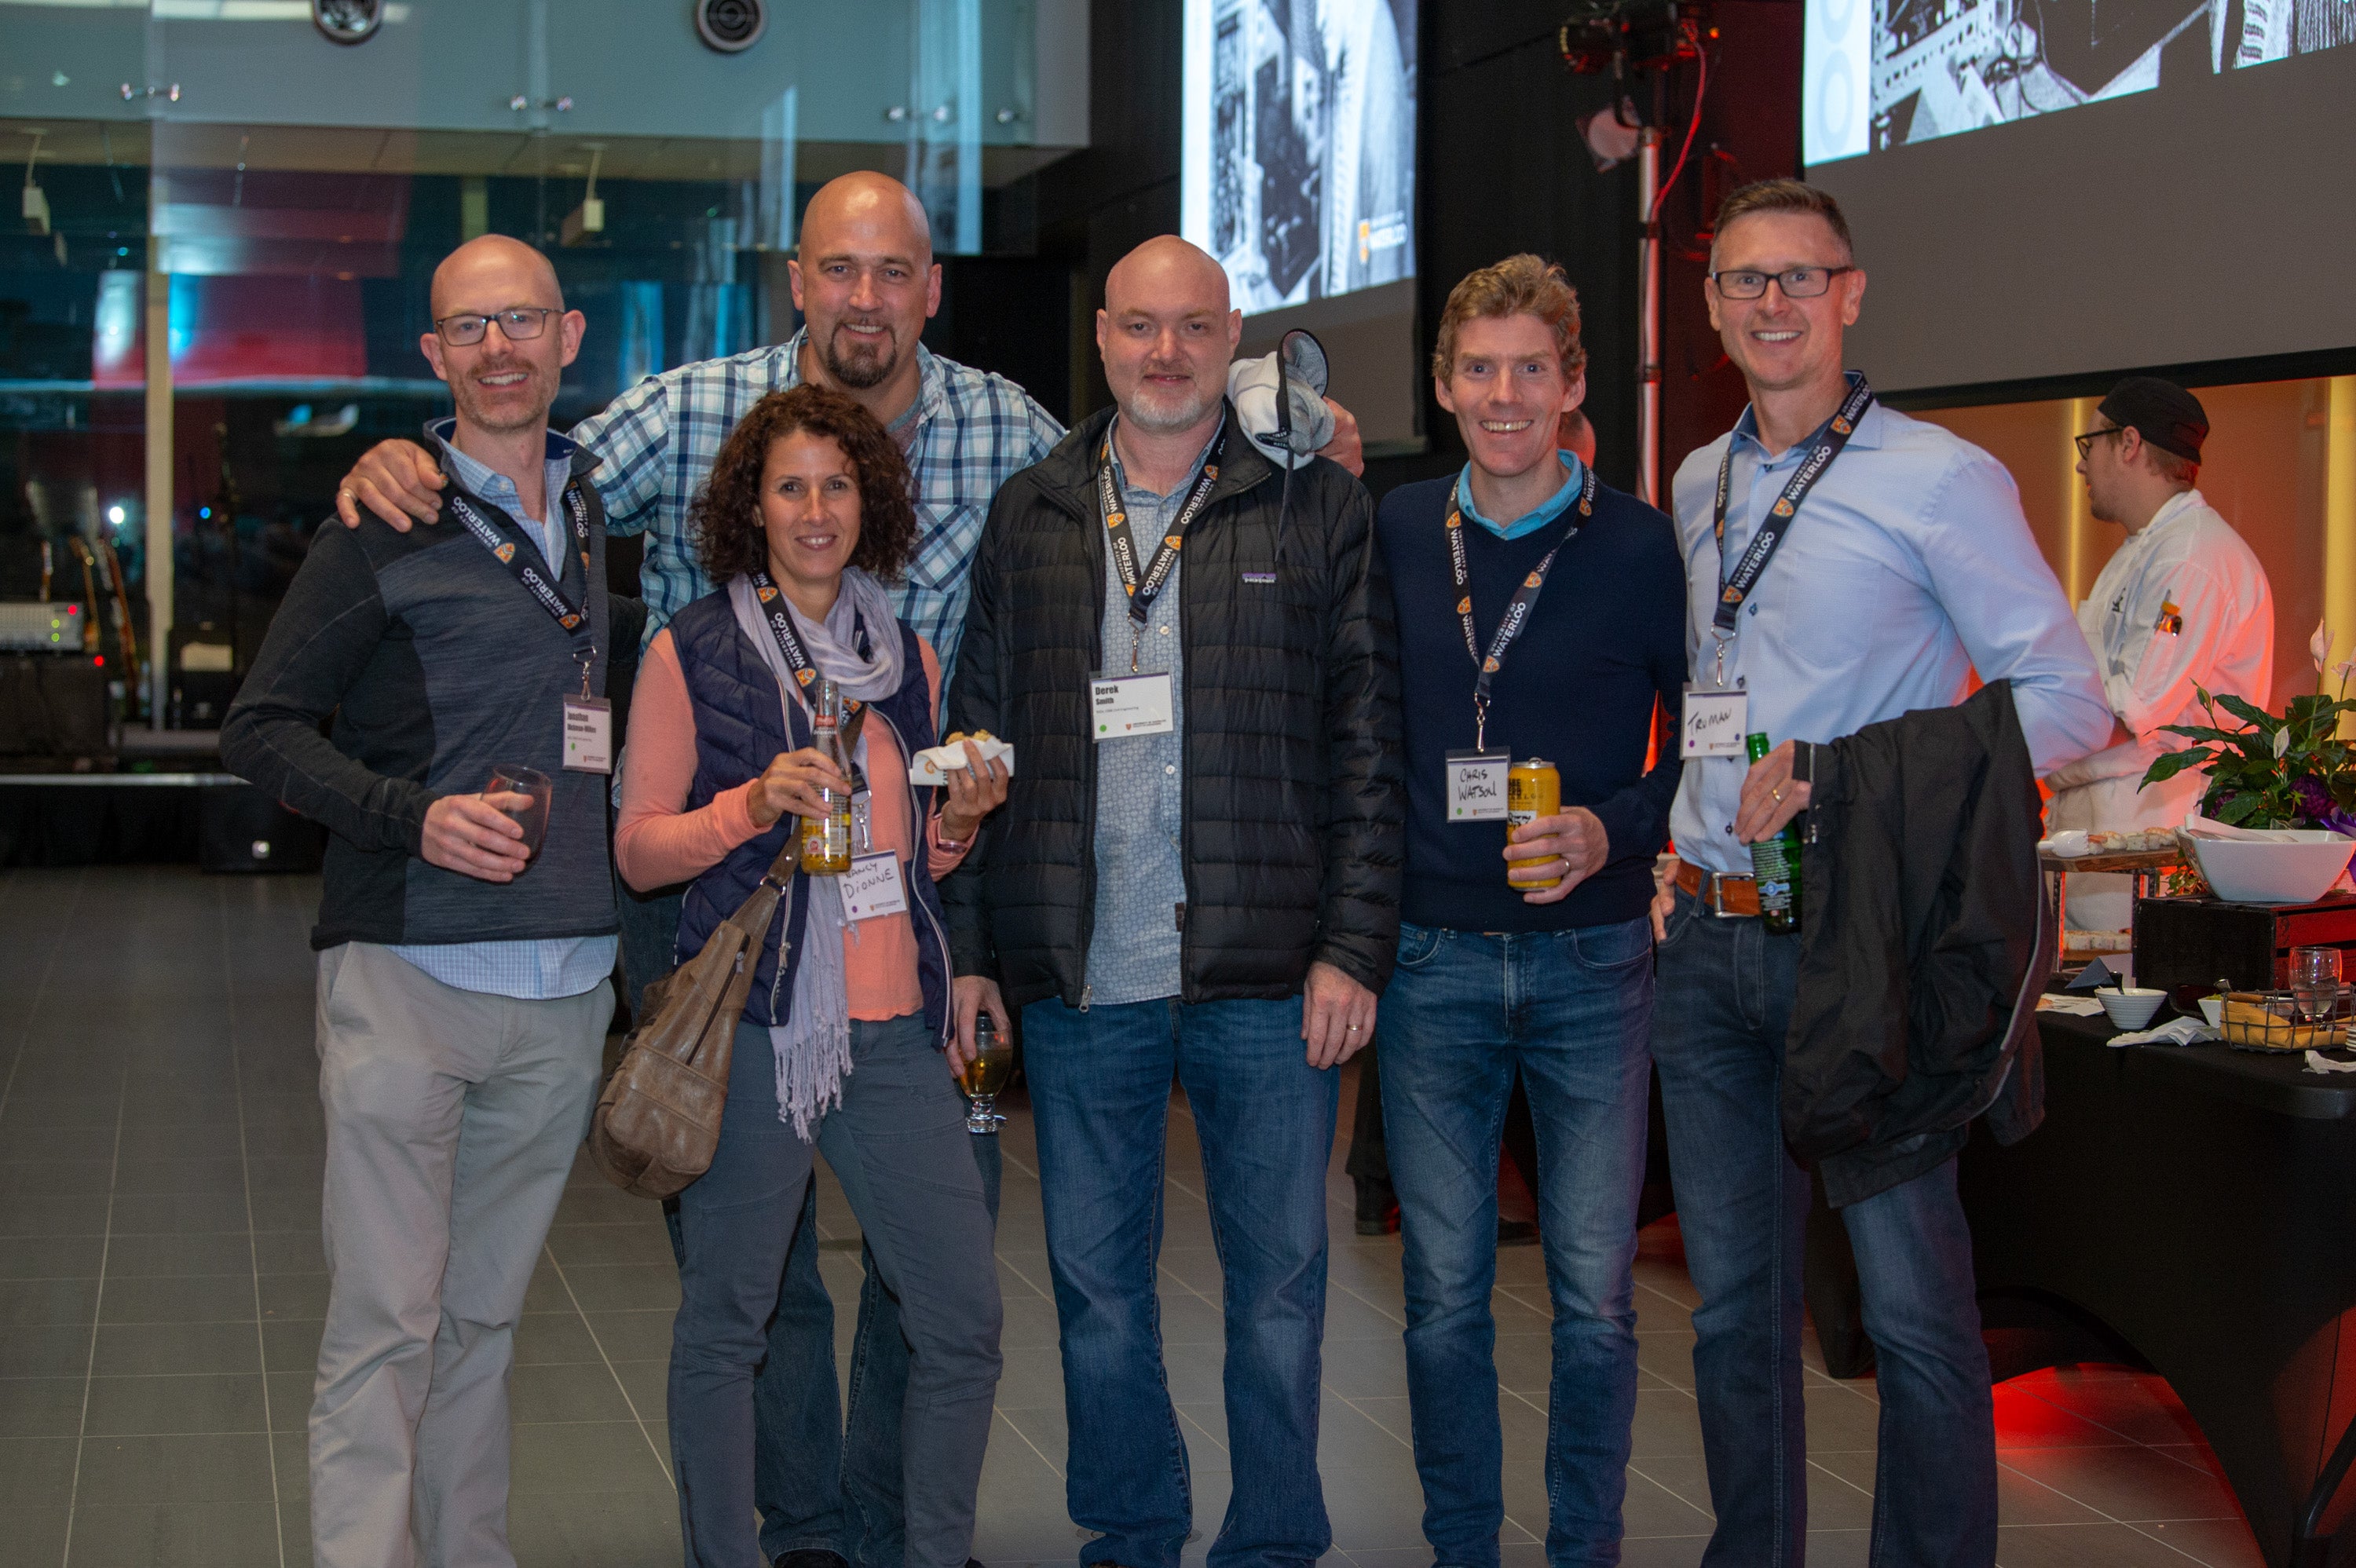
[959,1013,1012,1135]
[2290,945,2343,1025]
[485,764,553,862]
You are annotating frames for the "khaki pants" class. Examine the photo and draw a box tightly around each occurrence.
[309,941,610,1568]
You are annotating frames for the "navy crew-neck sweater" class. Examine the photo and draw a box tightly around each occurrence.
[1376,473,1687,932]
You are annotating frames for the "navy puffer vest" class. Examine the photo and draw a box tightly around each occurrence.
[668,588,952,1044]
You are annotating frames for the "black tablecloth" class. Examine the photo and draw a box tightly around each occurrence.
[1959,1011,2356,1567]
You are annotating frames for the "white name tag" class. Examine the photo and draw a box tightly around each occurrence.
[562,696,613,773]
[842,851,909,921]
[1681,685,1748,759]
[1444,748,1512,821]
[1091,671,1176,740]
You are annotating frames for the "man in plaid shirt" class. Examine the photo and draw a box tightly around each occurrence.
[332,171,1360,1568]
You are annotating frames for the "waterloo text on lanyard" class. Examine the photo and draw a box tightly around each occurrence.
[1447,464,1597,752]
[451,482,613,773]
[748,568,886,850]
[1440,464,1597,824]
[1681,373,1875,763]
[1097,418,1228,674]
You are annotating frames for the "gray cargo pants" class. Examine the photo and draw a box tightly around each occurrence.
[308,941,610,1568]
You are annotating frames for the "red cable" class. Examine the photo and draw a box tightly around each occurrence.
[1648,37,1709,225]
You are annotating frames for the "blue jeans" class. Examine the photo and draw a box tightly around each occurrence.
[638,886,1003,1567]
[1376,918,1655,1567]
[1023,996,1341,1568]
[1649,886,1996,1568]
[669,1015,1002,1568]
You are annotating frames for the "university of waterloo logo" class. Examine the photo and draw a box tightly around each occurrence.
[1164,535,1183,550]
[493,542,517,564]
[559,613,581,630]
[1721,587,1743,604]
[758,584,778,602]
[1456,597,1472,616]
[1482,656,1500,674]
[1831,417,1853,435]
[1445,512,1462,529]
[796,668,816,687]
[1524,572,1543,588]
[1772,499,1796,517]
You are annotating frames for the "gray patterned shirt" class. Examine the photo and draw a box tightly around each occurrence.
[1083,429,1216,1006]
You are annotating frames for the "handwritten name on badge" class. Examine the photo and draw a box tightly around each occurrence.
[1681,687,1748,759]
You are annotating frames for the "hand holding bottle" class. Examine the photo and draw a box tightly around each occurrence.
[743,748,854,830]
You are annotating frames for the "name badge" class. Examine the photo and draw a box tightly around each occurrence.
[1681,683,1748,760]
[842,851,909,922]
[1444,748,1511,822]
[1091,671,1176,740]
[562,696,613,773]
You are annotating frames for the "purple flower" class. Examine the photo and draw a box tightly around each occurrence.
[2292,777,2356,835]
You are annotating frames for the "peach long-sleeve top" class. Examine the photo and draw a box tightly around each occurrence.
[616,628,968,1022]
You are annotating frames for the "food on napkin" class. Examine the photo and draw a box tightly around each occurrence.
[2038,827,2180,857]
[911,729,1015,787]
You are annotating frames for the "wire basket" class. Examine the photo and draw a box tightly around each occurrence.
[2220,991,2347,1053]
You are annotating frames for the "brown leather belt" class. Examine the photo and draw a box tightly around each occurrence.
[1674,861,1762,917]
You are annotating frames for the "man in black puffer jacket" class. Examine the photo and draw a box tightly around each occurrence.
[942,236,1402,1567]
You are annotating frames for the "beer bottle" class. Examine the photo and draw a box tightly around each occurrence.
[799,679,854,875]
[1745,732,1802,935]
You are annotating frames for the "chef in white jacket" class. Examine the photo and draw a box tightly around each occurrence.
[2047,378,2274,930]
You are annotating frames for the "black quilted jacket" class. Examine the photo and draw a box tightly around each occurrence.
[940,403,1404,1011]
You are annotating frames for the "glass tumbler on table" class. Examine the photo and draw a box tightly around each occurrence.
[2290,945,2344,1029]
[959,1013,1013,1135]
[484,765,553,862]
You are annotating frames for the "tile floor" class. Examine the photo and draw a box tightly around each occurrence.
[0,866,2266,1567]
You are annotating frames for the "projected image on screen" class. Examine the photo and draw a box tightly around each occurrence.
[1805,0,2356,163]
[1180,0,1416,313]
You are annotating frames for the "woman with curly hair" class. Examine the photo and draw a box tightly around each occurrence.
[615,383,1010,1568]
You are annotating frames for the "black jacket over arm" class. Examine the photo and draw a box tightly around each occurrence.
[941,401,1404,1011]
[1783,678,2052,1208]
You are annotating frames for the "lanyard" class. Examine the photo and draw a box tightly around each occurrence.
[451,479,596,693]
[747,568,876,719]
[1447,463,1597,751]
[1098,418,1227,673]
[1707,371,1875,682]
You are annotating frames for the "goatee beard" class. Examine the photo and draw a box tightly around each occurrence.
[821,326,898,390]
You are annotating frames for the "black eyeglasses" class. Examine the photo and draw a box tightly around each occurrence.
[2073,427,2129,460]
[433,307,559,346]
[1707,266,1855,300]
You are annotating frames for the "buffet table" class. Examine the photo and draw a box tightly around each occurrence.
[1959,1011,2356,1566]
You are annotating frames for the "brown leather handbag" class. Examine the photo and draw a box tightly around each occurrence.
[587,839,799,1199]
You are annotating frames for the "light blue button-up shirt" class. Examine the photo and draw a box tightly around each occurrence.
[1083,422,1224,1007]
[1667,397,2110,877]
[386,422,619,1001]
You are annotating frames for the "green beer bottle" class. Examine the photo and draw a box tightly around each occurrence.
[1745,732,1802,935]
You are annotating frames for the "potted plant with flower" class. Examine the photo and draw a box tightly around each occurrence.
[2142,621,2356,902]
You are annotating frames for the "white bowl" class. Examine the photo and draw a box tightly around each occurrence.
[2099,989,2168,1031]
[2190,832,2356,905]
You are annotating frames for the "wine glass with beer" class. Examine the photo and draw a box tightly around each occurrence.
[958,1013,1013,1135]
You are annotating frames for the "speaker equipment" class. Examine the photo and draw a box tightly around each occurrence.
[693,0,765,52]
[0,602,90,652]
[199,784,326,874]
[0,656,111,762]
[312,0,382,44]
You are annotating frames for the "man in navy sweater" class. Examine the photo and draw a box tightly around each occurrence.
[1373,254,1686,1565]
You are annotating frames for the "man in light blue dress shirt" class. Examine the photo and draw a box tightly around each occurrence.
[1647,181,2110,1568]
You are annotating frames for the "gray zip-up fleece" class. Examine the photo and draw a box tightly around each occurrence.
[221,437,617,952]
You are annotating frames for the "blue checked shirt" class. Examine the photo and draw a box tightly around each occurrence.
[1083,425,1222,1007]
[572,329,1066,678]
[388,424,620,1001]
